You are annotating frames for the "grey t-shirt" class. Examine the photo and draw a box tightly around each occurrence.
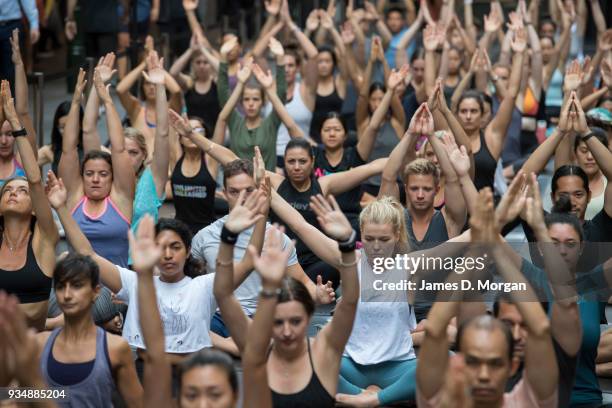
[191,215,299,315]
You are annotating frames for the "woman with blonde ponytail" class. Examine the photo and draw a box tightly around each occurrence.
[270,192,419,407]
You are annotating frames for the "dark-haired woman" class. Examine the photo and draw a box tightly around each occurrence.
[215,194,359,408]
[37,102,84,174]
[59,68,135,267]
[452,29,525,192]
[129,214,241,408]
[49,171,268,365]
[309,15,352,143]
[356,57,407,199]
[265,137,387,286]
[0,81,59,330]
[34,254,143,407]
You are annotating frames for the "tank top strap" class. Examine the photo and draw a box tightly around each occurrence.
[107,197,131,225]
[306,337,315,370]
[71,196,87,215]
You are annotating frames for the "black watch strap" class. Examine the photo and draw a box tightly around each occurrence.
[338,230,357,253]
[220,225,239,245]
[11,128,27,137]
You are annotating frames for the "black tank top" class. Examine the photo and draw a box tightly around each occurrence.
[0,233,51,303]
[310,85,344,143]
[405,209,449,251]
[171,154,216,235]
[473,131,497,191]
[270,338,335,408]
[270,177,322,268]
[185,82,221,131]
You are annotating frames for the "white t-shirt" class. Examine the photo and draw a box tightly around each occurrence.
[344,251,417,365]
[116,266,216,353]
[191,215,299,315]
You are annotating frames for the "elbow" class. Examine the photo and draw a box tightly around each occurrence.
[529,318,552,339]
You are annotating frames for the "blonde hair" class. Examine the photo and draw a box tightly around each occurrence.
[359,195,408,245]
[402,158,440,186]
[123,127,148,155]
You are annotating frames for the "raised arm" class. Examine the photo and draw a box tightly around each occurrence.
[83,54,116,154]
[378,105,425,199]
[1,81,58,243]
[543,3,572,89]
[46,171,123,293]
[10,29,36,154]
[143,53,170,198]
[213,189,268,353]
[589,0,607,37]
[281,1,318,59]
[0,294,59,408]
[93,68,136,205]
[357,67,407,160]
[270,190,341,266]
[130,216,173,408]
[116,61,147,119]
[522,173,581,356]
[395,8,424,68]
[218,58,252,123]
[474,187,558,401]
[523,10,543,96]
[242,226,293,408]
[485,29,525,160]
[252,63,304,138]
[356,38,379,128]
[320,158,387,196]
[58,69,87,201]
[429,130,466,233]
[311,195,359,355]
[574,98,612,217]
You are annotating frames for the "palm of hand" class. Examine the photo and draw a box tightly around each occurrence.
[183,0,198,11]
[255,252,286,283]
[98,66,114,83]
[564,73,580,91]
[221,40,237,57]
[132,240,161,271]
[320,213,352,240]
[226,207,256,233]
[237,68,251,83]
[265,0,281,15]
[449,150,469,176]
[147,68,165,84]
[47,185,67,208]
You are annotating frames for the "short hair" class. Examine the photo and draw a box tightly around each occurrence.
[284,45,302,66]
[178,349,238,395]
[222,159,254,187]
[54,254,100,288]
[386,6,405,18]
[456,314,515,361]
[278,277,315,316]
[81,150,113,175]
[403,158,440,186]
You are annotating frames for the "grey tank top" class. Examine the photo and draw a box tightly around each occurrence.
[366,120,399,187]
[405,208,449,251]
[41,327,115,407]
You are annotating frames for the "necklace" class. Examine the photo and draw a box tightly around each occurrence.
[3,231,30,252]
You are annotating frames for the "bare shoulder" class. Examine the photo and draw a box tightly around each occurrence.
[106,332,132,366]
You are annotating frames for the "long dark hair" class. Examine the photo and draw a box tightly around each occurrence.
[456,90,484,114]
[155,218,205,278]
[51,101,83,154]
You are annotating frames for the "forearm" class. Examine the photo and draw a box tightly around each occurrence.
[136,271,165,357]
[288,23,318,59]
[458,174,478,215]
[590,0,606,35]
[83,89,102,153]
[116,62,146,95]
[152,84,170,190]
[581,87,609,111]
[15,137,42,184]
[169,49,193,78]
[375,20,392,46]
[185,9,204,40]
[219,81,245,121]
[450,71,474,111]
[507,50,524,98]
[424,51,437,95]
[521,129,563,175]
[102,98,127,154]
[190,130,237,164]
[64,98,83,153]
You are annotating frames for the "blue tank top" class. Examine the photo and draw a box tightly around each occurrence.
[41,327,115,407]
[72,196,130,267]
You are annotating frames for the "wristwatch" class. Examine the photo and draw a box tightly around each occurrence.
[260,287,282,299]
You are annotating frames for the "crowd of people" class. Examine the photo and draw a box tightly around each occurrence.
[1,0,612,407]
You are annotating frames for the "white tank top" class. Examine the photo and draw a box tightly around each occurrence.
[276,81,313,156]
[343,251,417,365]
